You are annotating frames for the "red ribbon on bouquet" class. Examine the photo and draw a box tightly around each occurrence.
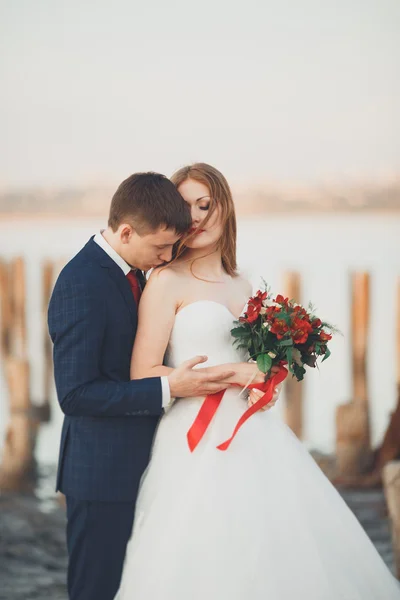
[187,364,288,452]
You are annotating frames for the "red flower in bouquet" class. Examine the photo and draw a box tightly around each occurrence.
[241,290,267,324]
[319,330,332,342]
[270,318,290,339]
[290,317,313,344]
[293,304,310,319]
[275,294,289,307]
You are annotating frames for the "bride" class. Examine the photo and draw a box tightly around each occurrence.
[116,163,400,599]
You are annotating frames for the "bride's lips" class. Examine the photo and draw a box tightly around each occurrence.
[188,227,205,235]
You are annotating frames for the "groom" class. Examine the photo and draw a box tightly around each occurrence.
[48,172,236,600]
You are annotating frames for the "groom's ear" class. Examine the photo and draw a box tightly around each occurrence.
[120,223,136,243]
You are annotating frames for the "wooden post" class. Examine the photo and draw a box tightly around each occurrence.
[43,261,53,403]
[375,280,400,470]
[0,358,32,490]
[336,272,372,476]
[36,260,54,423]
[11,257,27,358]
[0,258,36,491]
[283,272,303,438]
[383,461,400,578]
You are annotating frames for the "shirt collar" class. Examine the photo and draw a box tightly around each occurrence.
[93,231,131,276]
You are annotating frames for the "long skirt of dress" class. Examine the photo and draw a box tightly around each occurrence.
[115,392,400,600]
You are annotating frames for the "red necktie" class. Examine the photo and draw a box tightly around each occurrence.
[126,270,142,307]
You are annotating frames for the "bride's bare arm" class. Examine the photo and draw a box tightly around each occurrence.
[130,268,179,379]
[202,362,265,387]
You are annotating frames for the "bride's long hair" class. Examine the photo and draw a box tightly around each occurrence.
[170,163,238,277]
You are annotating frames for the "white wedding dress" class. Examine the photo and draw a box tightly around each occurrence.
[116,300,400,600]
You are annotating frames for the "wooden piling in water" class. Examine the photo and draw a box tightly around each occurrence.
[0,258,36,491]
[0,260,11,358]
[40,260,55,422]
[283,271,303,439]
[335,272,372,476]
[375,280,400,469]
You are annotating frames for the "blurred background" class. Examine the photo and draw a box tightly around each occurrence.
[0,1,399,598]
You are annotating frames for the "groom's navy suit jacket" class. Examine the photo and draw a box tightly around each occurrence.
[48,237,163,502]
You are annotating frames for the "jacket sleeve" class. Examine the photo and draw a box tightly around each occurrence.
[48,272,163,418]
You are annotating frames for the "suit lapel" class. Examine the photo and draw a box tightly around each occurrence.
[85,237,137,327]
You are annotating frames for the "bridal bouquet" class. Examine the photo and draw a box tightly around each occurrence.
[231,284,336,382]
[187,284,337,453]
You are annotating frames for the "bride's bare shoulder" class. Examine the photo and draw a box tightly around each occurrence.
[146,263,188,292]
[141,266,187,314]
[234,271,253,297]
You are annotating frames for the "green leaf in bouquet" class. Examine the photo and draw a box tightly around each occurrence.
[257,353,272,374]
[286,346,294,374]
[278,338,293,347]
[321,346,331,362]
[231,326,247,338]
[273,310,292,325]
[302,353,317,367]
[261,329,275,345]
[255,327,263,340]
[292,347,302,365]
[292,362,306,381]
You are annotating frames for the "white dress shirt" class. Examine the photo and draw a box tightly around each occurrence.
[94,232,172,410]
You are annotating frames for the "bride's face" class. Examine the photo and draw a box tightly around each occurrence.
[177,178,223,250]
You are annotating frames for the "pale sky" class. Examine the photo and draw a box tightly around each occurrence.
[0,0,399,187]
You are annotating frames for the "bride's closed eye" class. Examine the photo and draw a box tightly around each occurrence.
[196,195,211,211]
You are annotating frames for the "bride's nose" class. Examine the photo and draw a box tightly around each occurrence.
[191,205,202,225]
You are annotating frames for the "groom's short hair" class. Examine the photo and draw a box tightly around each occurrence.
[108,172,191,235]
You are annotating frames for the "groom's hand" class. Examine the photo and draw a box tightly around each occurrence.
[168,356,235,398]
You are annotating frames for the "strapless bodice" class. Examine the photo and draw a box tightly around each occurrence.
[165,300,247,368]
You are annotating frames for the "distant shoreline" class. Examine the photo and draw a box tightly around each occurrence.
[1,207,399,222]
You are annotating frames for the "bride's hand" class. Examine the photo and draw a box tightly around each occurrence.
[233,362,280,387]
[247,383,282,411]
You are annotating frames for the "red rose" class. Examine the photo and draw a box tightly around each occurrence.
[275,294,289,306]
[243,290,267,323]
[246,302,261,323]
[293,305,309,320]
[291,318,313,344]
[312,318,322,328]
[270,318,290,339]
[319,330,332,342]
